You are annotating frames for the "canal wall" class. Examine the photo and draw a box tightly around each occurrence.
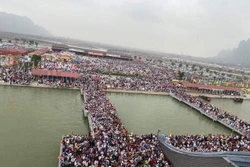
[105,89,250,100]
[58,137,63,167]
[169,92,243,135]
[81,90,95,138]
[82,91,89,117]
[105,89,170,96]
[0,82,79,90]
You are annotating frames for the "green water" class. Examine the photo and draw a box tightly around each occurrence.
[209,98,250,122]
[0,86,248,167]
[0,86,89,167]
[107,93,233,136]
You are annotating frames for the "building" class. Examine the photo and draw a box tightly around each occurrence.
[0,48,27,66]
[52,44,69,52]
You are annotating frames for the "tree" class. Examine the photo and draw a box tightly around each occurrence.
[8,40,12,43]
[179,63,182,68]
[22,39,26,45]
[243,75,248,81]
[236,75,241,81]
[29,40,34,45]
[35,42,38,48]
[0,38,2,43]
[200,71,204,76]
[31,54,41,68]
[206,68,209,72]
[171,62,175,66]
[192,64,196,70]
[178,71,185,80]
[186,64,189,68]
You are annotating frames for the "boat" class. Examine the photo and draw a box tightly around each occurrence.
[233,98,243,103]
[199,95,211,102]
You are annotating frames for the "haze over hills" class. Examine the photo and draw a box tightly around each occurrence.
[0,11,51,37]
[0,11,249,68]
[209,38,250,67]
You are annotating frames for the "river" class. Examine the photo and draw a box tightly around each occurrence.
[209,98,250,122]
[107,93,234,136]
[0,86,89,167]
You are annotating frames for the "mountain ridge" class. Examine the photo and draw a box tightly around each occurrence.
[0,11,51,37]
[209,38,250,67]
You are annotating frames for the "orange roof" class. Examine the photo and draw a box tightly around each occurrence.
[31,69,80,78]
[0,48,27,55]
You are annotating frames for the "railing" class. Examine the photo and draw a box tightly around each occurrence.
[169,91,243,135]
[58,136,63,167]
[158,134,250,157]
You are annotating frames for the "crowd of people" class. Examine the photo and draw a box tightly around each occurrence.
[101,76,172,92]
[166,134,250,152]
[1,53,250,165]
[188,88,241,96]
[35,76,83,88]
[171,89,250,134]
[59,75,171,167]
[0,66,32,85]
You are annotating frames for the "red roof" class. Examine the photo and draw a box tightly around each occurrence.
[31,69,80,78]
[32,47,50,55]
[181,82,241,91]
[0,48,27,55]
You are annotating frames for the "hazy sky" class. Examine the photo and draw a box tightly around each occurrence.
[1,0,250,57]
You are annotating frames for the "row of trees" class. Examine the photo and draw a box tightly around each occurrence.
[0,38,38,47]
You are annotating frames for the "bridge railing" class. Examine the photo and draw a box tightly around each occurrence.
[169,91,244,135]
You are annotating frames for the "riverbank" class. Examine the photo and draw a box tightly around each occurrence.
[189,93,250,100]
[105,89,250,100]
[105,89,170,96]
[0,81,79,90]
[1,82,249,100]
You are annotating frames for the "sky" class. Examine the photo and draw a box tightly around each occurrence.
[1,0,250,57]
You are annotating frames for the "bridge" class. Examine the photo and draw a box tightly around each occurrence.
[169,91,244,135]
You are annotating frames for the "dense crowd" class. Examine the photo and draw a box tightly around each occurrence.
[172,89,250,134]
[102,76,172,92]
[59,75,170,167]
[35,76,83,88]
[188,88,240,96]
[166,134,250,152]
[1,54,250,166]
[0,66,32,85]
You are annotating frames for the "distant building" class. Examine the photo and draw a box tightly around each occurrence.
[52,44,69,52]
[106,53,133,61]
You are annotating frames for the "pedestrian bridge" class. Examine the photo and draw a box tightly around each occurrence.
[158,133,250,167]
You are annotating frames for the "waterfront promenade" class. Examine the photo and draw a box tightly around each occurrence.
[105,89,250,99]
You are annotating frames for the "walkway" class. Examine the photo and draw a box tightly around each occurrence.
[170,91,243,135]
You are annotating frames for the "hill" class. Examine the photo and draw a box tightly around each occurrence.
[210,38,250,67]
[0,11,51,37]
